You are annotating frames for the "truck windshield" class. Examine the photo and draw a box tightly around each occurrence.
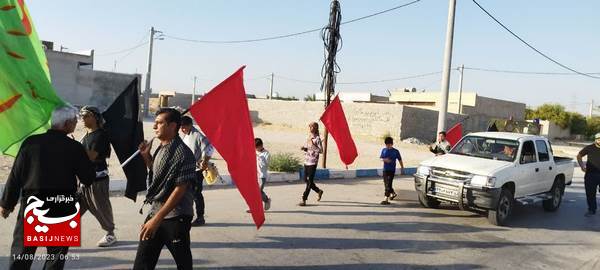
[450,136,520,162]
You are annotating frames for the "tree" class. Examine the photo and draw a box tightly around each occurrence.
[586,117,600,138]
[304,94,316,101]
[569,112,586,135]
[528,104,571,129]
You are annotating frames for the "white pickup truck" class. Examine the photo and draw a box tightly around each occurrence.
[414,132,574,226]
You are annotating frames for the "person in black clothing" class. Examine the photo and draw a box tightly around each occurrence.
[79,106,117,247]
[0,105,95,270]
[134,108,196,270]
[577,132,600,217]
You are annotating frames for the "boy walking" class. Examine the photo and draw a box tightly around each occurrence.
[380,137,404,205]
[255,138,271,211]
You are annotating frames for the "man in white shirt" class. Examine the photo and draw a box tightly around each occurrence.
[180,116,214,226]
[255,138,271,211]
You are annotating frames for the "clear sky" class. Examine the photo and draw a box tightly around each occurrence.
[27,0,600,114]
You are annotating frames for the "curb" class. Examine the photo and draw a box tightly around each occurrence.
[0,167,418,194]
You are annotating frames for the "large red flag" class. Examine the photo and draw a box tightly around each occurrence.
[320,95,358,166]
[446,122,463,147]
[189,66,264,229]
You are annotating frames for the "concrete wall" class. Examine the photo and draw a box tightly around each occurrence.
[247,99,491,142]
[471,96,526,120]
[539,120,571,140]
[46,50,140,110]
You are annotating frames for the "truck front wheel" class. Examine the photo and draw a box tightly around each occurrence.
[418,192,441,208]
[488,189,514,226]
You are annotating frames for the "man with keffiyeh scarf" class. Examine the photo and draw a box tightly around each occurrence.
[133,108,196,270]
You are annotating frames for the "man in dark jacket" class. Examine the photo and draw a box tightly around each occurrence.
[0,105,95,270]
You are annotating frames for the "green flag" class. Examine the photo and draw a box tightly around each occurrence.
[0,0,64,156]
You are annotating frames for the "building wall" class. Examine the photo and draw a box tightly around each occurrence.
[247,99,490,142]
[46,50,140,110]
[472,96,526,120]
[539,120,571,140]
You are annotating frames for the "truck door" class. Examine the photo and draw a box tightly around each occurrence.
[534,140,553,193]
[515,140,539,196]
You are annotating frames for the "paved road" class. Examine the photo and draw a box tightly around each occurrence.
[1,173,599,269]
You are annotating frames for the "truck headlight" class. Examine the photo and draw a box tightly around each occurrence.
[471,175,496,187]
[417,166,431,176]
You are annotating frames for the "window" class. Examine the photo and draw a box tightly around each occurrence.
[535,140,550,162]
[520,141,537,164]
[450,136,519,162]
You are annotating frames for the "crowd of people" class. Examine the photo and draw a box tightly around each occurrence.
[0,105,597,269]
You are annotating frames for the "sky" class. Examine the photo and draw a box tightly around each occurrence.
[27,0,600,115]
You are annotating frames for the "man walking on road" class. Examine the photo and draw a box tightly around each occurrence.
[577,133,600,217]
[134,108,196,270]
[180,115,213,226]
[1,105,95,270]
[79,106,118,247]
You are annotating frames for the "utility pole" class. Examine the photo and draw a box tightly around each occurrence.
[143,27,159,118]
[192,76,197,105]
[321,0,341,169]
[269,73,274,99]
[590,100,594,118]
[436,0,457,134]
[457,64,464,114]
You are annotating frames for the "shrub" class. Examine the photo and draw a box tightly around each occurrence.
[269,152,302,172]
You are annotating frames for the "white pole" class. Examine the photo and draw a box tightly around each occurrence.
[437,0,457,134]
[457,64,464,114]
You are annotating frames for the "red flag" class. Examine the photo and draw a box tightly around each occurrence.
[446,122,463,146]
[320,95,358,166]
[189,66,264,229]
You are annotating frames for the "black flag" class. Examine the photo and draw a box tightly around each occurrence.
[487,122,499,132]
[102,77,147,201]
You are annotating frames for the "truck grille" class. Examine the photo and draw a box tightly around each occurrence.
[430,167,472,182]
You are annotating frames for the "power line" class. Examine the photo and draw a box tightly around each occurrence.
[276,71,442,85]
[164,0,422,44]
[463,66,600,76]
[96,41,149,56]
[472,0,600,79]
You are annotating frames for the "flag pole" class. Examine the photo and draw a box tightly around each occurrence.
[120,137,154,168]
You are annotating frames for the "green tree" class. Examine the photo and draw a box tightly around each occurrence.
[586,117,600,138]
[569,112,586,135]
[528,104,571,129]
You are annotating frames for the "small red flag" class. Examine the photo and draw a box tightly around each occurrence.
[446,122,463,147]
[189,66,264,229]
[320,95,358,166]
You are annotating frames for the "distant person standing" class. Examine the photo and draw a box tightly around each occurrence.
[180,116,213,226]
[380,137,404,205]
[255,138,271,211]
[429,131,451,156]
[577,133,600,217]
[299,122,324,206]
[79,106,117,247]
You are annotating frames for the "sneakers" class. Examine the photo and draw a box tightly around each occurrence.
[298,200,307,206]
[191,217,206,226]
[380,200,391,205]
[317,190,324,202]
[97,234,117,247]
[584,211,596,217]
[389,193,397,201]
[264,198,271,211]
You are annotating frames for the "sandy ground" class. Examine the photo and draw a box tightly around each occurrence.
[0,120,437,183]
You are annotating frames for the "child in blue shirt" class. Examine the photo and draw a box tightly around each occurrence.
[380,137,404,205]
